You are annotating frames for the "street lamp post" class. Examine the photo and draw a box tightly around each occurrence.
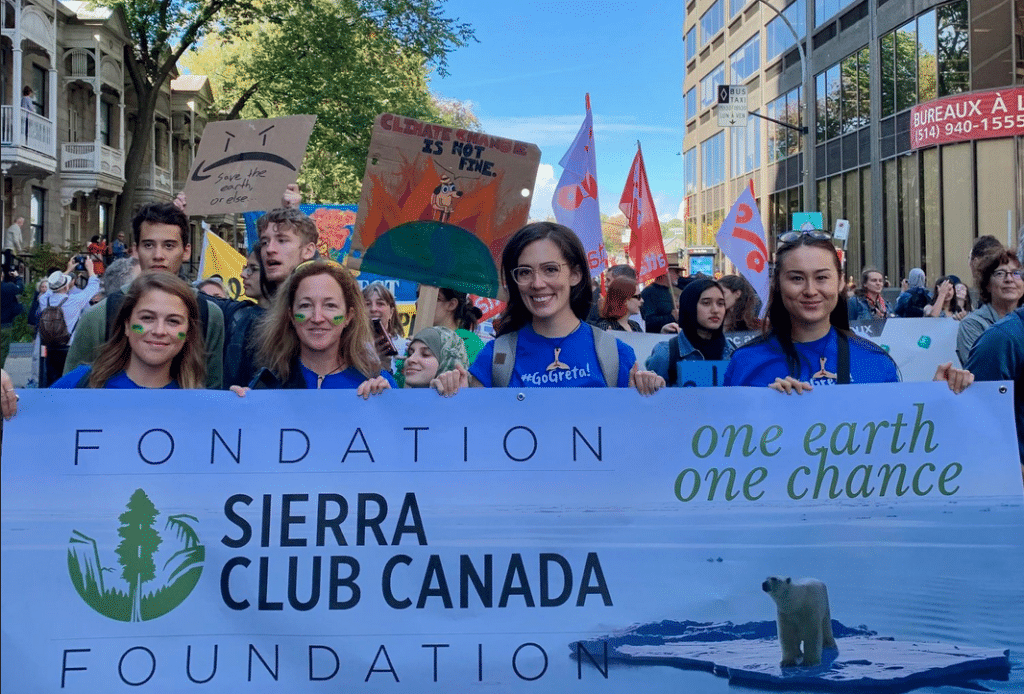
[754,0,815,213]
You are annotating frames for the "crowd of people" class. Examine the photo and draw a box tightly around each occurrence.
[1,194,1021,475]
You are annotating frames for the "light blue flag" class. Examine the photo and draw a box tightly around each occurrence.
[552,95,607,276]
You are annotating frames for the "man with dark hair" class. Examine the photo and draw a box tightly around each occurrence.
[64,202,225,388]
[641,263,681,333]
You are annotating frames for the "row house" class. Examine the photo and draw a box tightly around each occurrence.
[1,0,213,260]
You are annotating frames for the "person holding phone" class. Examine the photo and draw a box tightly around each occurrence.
[238,261,393,397]
[363,281,407,373]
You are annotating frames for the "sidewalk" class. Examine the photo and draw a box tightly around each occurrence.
[3,342,36,388]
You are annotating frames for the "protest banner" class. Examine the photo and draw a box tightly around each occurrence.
[553,94,607,276]
[2,386,1021,693]
[244,204,357,263]
[196,228,250,302]
[183,116,316,216]
[353,114,541,298]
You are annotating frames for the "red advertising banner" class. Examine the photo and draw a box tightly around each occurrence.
[910,87,1024,149]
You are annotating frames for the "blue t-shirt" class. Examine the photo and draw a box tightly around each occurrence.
[469,324,636,387]
[723,328,899,387]
[50,365,181,389]
[299,363,397,390]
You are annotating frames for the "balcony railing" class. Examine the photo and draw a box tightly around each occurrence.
[138,165,173,193]
[62,142,125,178]
[1,105,56,155]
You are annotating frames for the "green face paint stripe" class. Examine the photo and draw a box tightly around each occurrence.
[293,313,308,322]
[177,332,187,340]
[130,324,145,334]
[332,315,346,325]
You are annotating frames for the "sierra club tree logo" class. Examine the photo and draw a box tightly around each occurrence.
[67,489,204,622]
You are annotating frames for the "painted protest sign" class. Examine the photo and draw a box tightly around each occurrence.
[2,386,1021,693]
[184,116,316,216]
[353,114,541,297]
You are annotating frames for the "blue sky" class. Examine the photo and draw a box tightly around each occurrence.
[432,0,686,222]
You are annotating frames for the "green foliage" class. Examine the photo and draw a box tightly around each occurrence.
[182,0,477,204]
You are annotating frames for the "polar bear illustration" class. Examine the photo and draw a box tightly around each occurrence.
[762,576,836,667]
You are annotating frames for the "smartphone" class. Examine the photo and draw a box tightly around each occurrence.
[372,318,399,357]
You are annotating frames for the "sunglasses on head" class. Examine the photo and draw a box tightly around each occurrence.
[777,229,833,246]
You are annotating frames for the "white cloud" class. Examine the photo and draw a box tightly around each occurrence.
[659,212,672,222]
[676,199,688,220]
[528,163,557,221]
[480,114,678,148]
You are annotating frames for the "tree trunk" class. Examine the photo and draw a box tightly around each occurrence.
[130,576,142,622]
[112,93,158,240]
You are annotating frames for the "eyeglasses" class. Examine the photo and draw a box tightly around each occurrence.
[778,229,833,245]
[992,269,1023,281]
[241,265,258,277]
[511,262,567,285]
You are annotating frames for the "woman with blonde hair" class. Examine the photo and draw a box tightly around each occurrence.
[51,273,205,389]
[246,261,392,396]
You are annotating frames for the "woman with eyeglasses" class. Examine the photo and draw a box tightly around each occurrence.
[237,260,393,397]
[724,231,973,393]
[433,222,664,394]
[595,276,643,332]
[956,248,1024,366]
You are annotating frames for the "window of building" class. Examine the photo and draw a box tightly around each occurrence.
[730,0,746,18]
[936,1,968,96]
[30,186,45,246]
[100,100,113,147]
[685,26,696,62]
[31,64,47,117]
[683,147,697,196]
[814,0,855,28]
[701,62,726,110]
[730,33,760,83]
[894,19,917,113]
[700,1,724,46]
[701,132,726,188]
[99,202,111,240]
[686,87,697,121]
[730,110,761,177]
[766,0,805,62]
[767,86,802,163]
[917,11,937,104]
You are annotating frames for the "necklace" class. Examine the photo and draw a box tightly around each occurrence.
[545,321,582,372]
[312,363,345,389]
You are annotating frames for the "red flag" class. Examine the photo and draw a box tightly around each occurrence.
[619,145,668,285]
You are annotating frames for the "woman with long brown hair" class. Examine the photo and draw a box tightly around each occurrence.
[50,273,205,388]
[245,260,392,396]
[725,232,972,393]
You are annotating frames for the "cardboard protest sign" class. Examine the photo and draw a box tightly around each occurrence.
[2,385,1021,692]
[353,114,541,298]
[183,115,316,215]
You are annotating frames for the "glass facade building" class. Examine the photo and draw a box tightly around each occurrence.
[682,0,1024,282]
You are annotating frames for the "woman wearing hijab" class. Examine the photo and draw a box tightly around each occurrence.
[645,278,733,386]
[402,326,469,388]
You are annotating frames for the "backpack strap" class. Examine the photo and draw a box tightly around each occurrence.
[491,332,517,388]
[837,331,851,385]
[75,369,92,388]
[667,334,681,387]
[587,323,620,388]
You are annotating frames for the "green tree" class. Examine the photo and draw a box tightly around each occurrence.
[115,489,162,622]
[182,0,475,204]
[103,0,258,237]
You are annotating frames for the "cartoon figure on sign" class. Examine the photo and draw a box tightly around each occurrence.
[431,174,462,222]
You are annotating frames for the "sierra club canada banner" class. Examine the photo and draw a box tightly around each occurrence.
[1,386,1022,693]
